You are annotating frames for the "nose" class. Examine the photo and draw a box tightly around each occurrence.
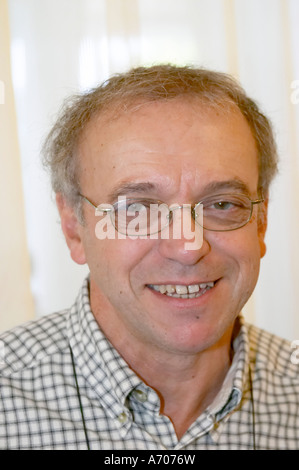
[157,205,210,265]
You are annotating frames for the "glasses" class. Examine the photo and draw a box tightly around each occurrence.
[79,193,264,237]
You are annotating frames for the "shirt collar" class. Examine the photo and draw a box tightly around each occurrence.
[67,277,142,418]
[207,315,250,420]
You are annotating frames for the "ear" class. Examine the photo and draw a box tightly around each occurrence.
[56,193,87,265]
[258,197,268,259]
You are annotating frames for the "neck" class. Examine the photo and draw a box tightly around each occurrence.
[118,330,233,439]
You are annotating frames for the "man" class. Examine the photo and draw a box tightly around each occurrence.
[1,65,298,450]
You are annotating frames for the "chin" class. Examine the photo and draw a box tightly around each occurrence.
[157,316,234,356]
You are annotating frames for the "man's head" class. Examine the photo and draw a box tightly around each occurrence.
[43,65,278,357]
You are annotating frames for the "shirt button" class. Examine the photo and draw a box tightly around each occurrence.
[132,389,147,403]
[117,412,128,424]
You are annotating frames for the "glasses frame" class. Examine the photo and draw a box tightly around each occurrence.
[78,193,265,234]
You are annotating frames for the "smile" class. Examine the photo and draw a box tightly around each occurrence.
[147,282,215,299]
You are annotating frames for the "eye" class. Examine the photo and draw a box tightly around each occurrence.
[202,194,249,212]
[212,200,235,210]
[126,201,149,213]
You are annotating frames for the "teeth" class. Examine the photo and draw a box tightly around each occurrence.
[166,285,176,294]
[175,285,188,295]
[149,282,215,298]
[200,282,214,289]
[152,285,160,292]
[188,284,200,294]
[159,285,167,294]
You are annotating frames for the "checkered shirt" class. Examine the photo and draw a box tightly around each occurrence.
[1,278,299,450]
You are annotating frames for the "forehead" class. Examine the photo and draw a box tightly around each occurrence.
[78,99,258,200]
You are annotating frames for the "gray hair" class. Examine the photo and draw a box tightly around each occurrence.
[42,64,278,219]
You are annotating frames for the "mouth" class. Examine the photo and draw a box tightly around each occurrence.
[147,281,217,299]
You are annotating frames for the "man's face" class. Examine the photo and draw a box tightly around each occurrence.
[65,99,267,356]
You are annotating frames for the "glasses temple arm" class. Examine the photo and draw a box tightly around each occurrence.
[78,193,97,209]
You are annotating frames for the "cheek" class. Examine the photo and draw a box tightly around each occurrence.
[226,233,262,299]
[237,256,260,297]
[85,233,155,284]
[214,228,262,283]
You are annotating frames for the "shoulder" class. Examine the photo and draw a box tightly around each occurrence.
[246,322,299,381]
[0,310,70,377]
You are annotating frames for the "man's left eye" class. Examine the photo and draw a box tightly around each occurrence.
[213,201,234,210]
[128,202,144,211]
[127,202,147,212]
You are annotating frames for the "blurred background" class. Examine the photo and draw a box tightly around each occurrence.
[0,0,298,339]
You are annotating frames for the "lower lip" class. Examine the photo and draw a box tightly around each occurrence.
[146,281,219,307]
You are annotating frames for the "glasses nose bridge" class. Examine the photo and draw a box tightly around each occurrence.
[169,203,199,219]
[168,203,199,225]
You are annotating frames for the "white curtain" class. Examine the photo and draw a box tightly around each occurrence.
[4,0,299,340]
[0,0,34,332]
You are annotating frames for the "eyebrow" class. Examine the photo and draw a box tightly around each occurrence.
[200,179,252,197]
[107,178,252,203]
[107,182,157,203]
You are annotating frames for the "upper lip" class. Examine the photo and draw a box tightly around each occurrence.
[148,279,219,285]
